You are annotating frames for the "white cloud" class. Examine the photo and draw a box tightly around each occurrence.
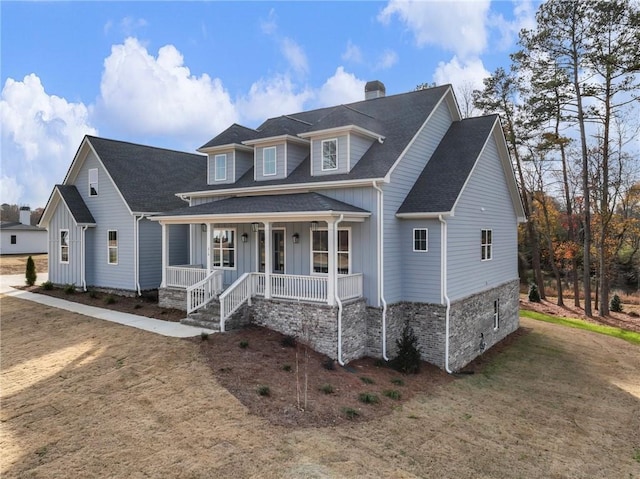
[281,37,309,75]
[120,16,148,36]
[378,0,491,59]
[0,74,97,207]
[237,75,313,123]
[97,37,238,144]
[342,40,363,64]
[489,0,537,51]
[315,67,366,107]
[375,49,398,70]
[433,56,490,117]
[260,8,278,35]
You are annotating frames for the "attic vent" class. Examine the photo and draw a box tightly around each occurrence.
[365,80,386,100]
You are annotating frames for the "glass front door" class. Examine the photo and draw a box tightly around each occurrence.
[259,229,285,273]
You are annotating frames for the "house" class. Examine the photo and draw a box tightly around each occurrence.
[0,207,47,255]
[40,82,526,371]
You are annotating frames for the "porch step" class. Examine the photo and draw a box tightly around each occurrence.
[181,316,220,331]
[181,301,221,331]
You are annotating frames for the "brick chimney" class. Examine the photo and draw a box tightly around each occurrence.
[365,80,386,100]
[19,206,31,226]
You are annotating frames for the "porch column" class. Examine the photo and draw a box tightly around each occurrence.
[206,223,212,272]
[264,221,272,299]
[327,219,336,306]
[161,223,168,287]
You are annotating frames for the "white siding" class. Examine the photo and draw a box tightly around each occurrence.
[311,135,349,176]
[383,100,453,303]
[287,143,309,175]
[447,133,519,300]
[48,204,83,286]
[207,150,234,185]
[235,150,253,180]
[349,133,374,170]
[400,219,441,303]
[0,230,47,255]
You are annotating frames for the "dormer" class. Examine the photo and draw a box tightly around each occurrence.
[198,124,257,185]
[299,124,384,176]
[242,135,310,181]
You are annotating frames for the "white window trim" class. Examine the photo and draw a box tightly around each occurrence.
[88,168,98,196]
[493,299,500,330]
[255,227,286,274]
[321,138,338,171]
[60,229,69,264]
[108,230,118,265]
[212,228,237,270]
[310,227,351,275]
[214,154,227,181]
[263,146,277,176]
[481,229,493,261]
[413,228,428,252]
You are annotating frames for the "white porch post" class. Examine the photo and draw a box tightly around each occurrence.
[327,219,336,306]
[264,221,272,299]
[161,223,168,288]
[206,223,212,272]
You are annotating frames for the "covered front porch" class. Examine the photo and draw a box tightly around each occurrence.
[152,193,373,331]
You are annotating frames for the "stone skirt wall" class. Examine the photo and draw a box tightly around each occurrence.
[158,287,187,311]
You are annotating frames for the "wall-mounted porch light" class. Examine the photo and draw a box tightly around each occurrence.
[310,221,318,231]
[201,224,207,232]
[251,222,260,232]
[292,233,300,244]
[241,233,249,243]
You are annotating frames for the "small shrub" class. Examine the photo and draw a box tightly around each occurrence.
[319,384,335,394]
[383,390,402,400]
[343,407,360,419]
[390,322,421,374]
[358,392,379,404]
[200,332,209,341]
[282,364,292,372]
[257,385,270,396]
[25,256,37,286]
[610,294,623,313]
[88,290,98,299]
[41,281,53,290]
[104,295,116,305]
[239,340,249,349]
[390,378,405,386]
[64,284,76,294]
[360,376,375,385]
[528,283,541,302]
[280,335,297,348]
[322,358,336,371]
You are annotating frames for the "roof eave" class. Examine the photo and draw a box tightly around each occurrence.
[197,143,254,154]
[396,211,453,219]
[299,125,385,142]
[242,135,310,146]
[150,210,371,224]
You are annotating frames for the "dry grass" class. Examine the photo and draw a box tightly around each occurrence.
[2,294,639,478]
[0,254,48,276]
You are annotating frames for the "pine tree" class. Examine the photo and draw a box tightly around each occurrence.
[25,256,37,286]
[391,322,421,374]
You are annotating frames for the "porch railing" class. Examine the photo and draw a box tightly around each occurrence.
[337,273,363,301]
[166,265,207,288]
[187,269,224,314]
[219,272,258,332]
[269,273,328,302]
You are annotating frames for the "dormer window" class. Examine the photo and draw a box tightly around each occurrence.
[322,139,338,171]
[263,146,277,176]
[214,154,227,181]
[88,168,98,196]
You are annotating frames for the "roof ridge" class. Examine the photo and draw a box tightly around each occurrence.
[87,135,204,157]
[283,115,313,126]
[340,104,377,120]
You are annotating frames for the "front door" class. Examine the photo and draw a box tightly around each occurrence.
[259,229,285,273]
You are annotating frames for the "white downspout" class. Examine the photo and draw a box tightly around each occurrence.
[334,214,345,366]
[81,225,88,291]
[372,181,389,361]
[134,215,145,296]
[439,214,453,374]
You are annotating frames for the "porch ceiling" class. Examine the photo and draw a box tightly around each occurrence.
[151,192,371,224]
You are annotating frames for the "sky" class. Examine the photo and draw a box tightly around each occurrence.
[1,0,539,208]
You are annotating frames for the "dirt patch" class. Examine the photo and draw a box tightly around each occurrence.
[0,253,47,275]
[2,295,639,478]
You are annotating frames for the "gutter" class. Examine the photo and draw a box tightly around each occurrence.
[335,214,346,366]
[81,225,88,291]
[439,214,453,373]
[134,215,145,296]
[372,181,388,361]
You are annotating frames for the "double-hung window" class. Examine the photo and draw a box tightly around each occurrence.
[212,229,235,268]
[263,147,276,176]
[89,168,98,196]
[413,228,428,252]
[311,228,350,274]
[321,139,337,171]
[214,154,227,181]
[481,229,492,261]
[108,230,118,264]
[10,235,16,245]
[60,230,69,263]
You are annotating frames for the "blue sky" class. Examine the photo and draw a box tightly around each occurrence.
[1,1,538,208]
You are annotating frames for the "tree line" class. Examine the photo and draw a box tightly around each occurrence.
[472,0,639,317]
[0,204,44,226]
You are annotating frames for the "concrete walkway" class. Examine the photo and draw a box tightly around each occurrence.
[0,274,215,338]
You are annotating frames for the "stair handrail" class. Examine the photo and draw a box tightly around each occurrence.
[219,272,258,332]
[186,269,223,314]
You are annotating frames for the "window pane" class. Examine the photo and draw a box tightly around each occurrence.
[313,252,328,273]
[338,230,349,252]
[222,249,235,268]
[313,231,328,251]
[338,253,349,274]
[481,230,487,244]
[487,230,492,244]
[323,140,337,169]
[61,231,68,246]
[264,147,276,175]
[61,248,69,262]
[213,249,221,266]
[226,230,235,248]
[109,248,118,263]
[108,231,117,246]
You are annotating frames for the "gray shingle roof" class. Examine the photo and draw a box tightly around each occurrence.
[397,115,498,215]
[86,136,207,212]
[158,192,369,217]
[56,185,96,224]
[0,221,46,231]
[187,85,451,193]
[199,124,258,149]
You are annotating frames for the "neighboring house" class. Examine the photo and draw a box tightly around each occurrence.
[40,82,526,371]
[0,207,47,255]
